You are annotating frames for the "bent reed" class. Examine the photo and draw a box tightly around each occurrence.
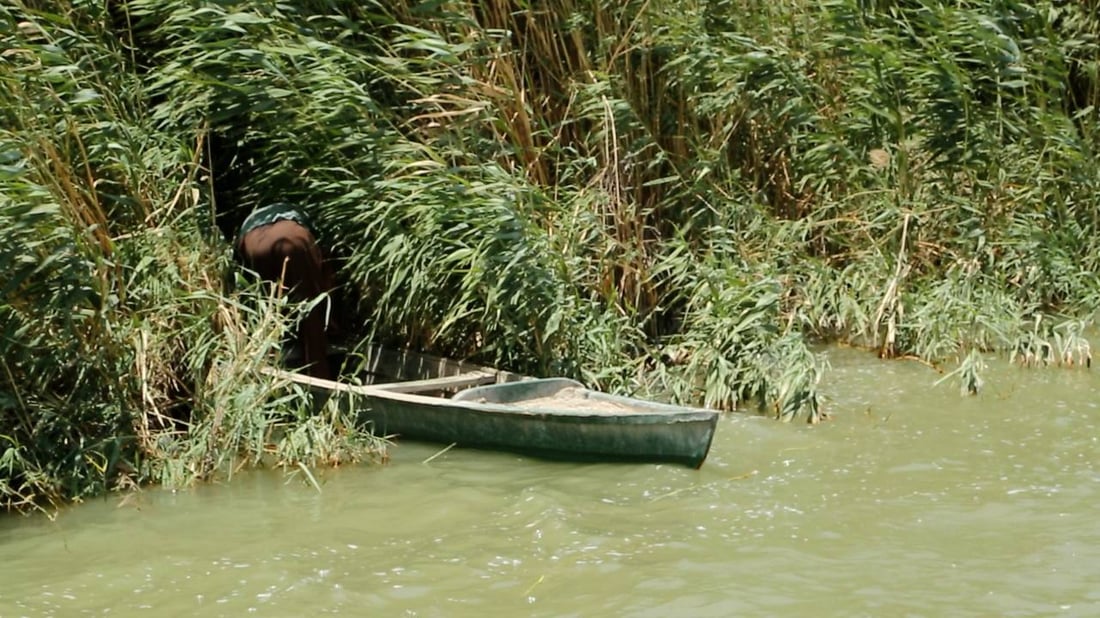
[2,0,1097,512]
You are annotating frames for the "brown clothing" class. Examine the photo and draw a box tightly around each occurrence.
[238,219,333,380]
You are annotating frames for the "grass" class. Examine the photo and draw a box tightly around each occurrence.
[2,0,1097,511]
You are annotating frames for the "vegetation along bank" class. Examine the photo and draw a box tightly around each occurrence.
[1,0,1096,512]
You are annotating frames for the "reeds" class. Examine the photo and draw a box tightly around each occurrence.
[1,2,385,512]
[3,0,1099,510]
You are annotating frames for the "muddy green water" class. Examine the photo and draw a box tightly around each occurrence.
[3,348,1099,617]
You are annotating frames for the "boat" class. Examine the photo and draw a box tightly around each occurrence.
[273,346,719,468]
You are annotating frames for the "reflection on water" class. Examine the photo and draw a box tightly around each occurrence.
[2,348,1099,616]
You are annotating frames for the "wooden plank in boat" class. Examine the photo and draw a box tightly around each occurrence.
[360,371,498,393]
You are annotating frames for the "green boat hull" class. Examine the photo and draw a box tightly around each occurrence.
[364,379,718,468]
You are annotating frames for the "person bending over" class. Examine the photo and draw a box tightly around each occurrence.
[237,202,333,380]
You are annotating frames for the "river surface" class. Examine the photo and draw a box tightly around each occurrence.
[2,348,1099,617]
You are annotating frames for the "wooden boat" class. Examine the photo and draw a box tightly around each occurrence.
[274,346,719,468]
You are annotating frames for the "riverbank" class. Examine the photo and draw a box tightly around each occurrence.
[2,1,1097,512]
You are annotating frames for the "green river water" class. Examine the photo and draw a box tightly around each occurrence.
[2,347,1099,617]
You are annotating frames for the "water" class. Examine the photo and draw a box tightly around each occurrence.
[3,348,1099,616]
